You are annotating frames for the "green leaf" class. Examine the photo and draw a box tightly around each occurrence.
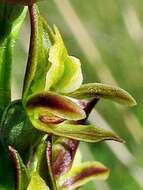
[57,161,110,190]
[8,146,29,190]
[26,92,86,121]
[67,83,137,106]
[27,172,50,190]
[52,137,79,178]
[0,4,27,114]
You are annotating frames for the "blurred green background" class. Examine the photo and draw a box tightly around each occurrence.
[12,0,143,189]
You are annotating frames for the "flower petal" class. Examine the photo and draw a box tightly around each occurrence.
[8,146,29,190]
[51,124,124,143]
[28,137,57,190]
[68,83,137,106]
[28,117,123,143]
[46,26,83,93]
[58,161,110,190]
[22,5,53,102]
[52,137,79,178]
[27,172,50,190]
[26,92,86,121]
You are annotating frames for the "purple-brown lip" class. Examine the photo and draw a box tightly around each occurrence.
[39,115,65,124]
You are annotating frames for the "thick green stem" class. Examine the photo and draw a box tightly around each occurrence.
[0,4,27,116]
[0,37,12,114]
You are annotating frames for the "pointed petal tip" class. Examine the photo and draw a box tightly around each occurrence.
[67,83,137,107]
[108,134,125,143]
[129,96,137,107]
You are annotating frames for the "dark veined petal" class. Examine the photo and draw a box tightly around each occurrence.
[8,146,29,190]
[46,136,57,190]
[27,172,50,190]
[22,5,53,102]
[57,161,110,190]
[26,92,86,121]
[67,83,137,106]
[52,137,79,178]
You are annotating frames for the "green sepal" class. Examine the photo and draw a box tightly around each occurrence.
[23,5,83,102]
[52,137,79,178]
[0,100,42,158]
[46,135,57,190]
[27,172,50,190]
[23,5,52,102]
[28,137,57,190]
[8,146,29,190]
[57,161,110,190]
[26,92,86,121]
[28,117,123,143]
[67,83,137,106]
[51,123,123,143]
[0,5,27,114]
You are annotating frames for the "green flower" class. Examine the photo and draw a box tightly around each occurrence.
[0,4,137,190]
[23,5,136,143]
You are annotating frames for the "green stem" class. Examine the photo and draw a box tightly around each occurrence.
[0,4,27,117]
[0,37,12,114]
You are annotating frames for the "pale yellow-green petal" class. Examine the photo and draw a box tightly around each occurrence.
[27,172,50,190]
[54,56,83,93]
[58,161,110,190]
[68,83,137,106]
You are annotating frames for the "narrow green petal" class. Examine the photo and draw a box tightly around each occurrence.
[68,83,137,106]
[28,118,123,143]
[27,172,50,190]
[46,136,58,190]
[22,5,52,102]
[8,146,29,190]
[28,137,57,190]
[58,161,110,190]
[26,92,86,121]
[51,123,123,143]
